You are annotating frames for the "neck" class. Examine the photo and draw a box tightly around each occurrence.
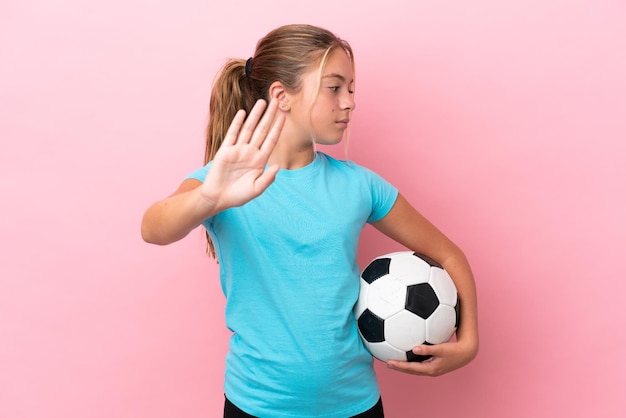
[268,121,317,169]
[268,144,315,170]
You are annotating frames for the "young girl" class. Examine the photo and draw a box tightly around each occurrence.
[142,24,478,418]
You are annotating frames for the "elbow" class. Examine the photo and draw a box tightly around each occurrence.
[140,218,186,246]
[141,215,169,246]
[141,224,161,245]
[141,229,172,246]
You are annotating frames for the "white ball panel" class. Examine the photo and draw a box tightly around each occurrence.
[384,310,426,351]
[364,341,407,362]
[380,251,410,258]
[354,278,369,318]
[367,275,406,319]
[389,252,430,286]
[429,267,457,307]
[425,305,458,344]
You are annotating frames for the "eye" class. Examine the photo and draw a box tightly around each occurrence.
[328,86,340,92]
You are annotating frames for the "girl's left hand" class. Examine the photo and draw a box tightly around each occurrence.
[386,340,478,377]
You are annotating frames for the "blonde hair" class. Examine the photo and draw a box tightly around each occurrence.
[203,24,354,257]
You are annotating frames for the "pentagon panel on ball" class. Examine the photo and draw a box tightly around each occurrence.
[354,251,460,362]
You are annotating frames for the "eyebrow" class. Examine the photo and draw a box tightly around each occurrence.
[322,73,354,83]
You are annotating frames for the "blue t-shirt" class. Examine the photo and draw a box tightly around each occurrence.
[187,152,398,417]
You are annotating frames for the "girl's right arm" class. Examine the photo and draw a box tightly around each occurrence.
[141,99,284,245]
[141,179,215,245]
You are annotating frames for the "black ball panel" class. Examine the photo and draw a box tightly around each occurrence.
[405,283,439,319]
[406,342,433,363]
[357,309,385,342]
[406,351,432,362]
[361,258,391,284]
[412,252,442,268]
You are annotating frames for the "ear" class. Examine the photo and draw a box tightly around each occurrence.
[268,81,291,111]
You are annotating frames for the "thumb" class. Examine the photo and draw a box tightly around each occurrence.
[253,164,279,195]
[409,344,436,362]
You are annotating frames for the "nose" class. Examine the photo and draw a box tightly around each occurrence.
[341,91,356,111]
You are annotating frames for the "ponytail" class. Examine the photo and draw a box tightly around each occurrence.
[205,59,259,165]
[203,59,266,257]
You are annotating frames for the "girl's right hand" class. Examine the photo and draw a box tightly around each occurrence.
[141,99,284,246]
[199,98,285,212]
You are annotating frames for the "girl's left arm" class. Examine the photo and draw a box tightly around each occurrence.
[372,193,479,376]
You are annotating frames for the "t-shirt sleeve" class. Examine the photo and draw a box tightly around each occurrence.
[363,167,399,223]
[184,162,211,183]
[183,163,213,227]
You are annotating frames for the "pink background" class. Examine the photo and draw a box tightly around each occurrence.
[2,0,625,417]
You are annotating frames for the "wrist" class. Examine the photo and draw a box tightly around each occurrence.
[455,330,479,361]
[194,186,223,217]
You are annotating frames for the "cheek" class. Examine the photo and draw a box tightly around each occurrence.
[309,105,331,128]
[313,95,336,114]
[308,102,325,123]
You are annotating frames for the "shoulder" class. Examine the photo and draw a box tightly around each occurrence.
[317,152,373,175]
[317,152,388,183]
[184,161,213,182]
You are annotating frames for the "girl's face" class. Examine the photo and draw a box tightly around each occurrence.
[289,48,356,145]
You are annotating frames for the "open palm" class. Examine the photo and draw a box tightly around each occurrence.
[200,99,284,211]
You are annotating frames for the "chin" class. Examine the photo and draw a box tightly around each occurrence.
[314,136,344,146]
[315,140,343,147]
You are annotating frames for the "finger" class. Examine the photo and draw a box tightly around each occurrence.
[259,111,285,155]
[385,345,441,374]
[221,109,247,147]
[386,358,436,376]
[386,359,426,375]
[237,99,268,144]
[413,343,445,359]
[252,164,280,196]
[249,98,280,149]
[407,344,442,363]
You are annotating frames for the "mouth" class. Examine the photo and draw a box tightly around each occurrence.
[336,119,350,127]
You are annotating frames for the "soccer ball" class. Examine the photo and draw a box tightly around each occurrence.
[354,251,460,362]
